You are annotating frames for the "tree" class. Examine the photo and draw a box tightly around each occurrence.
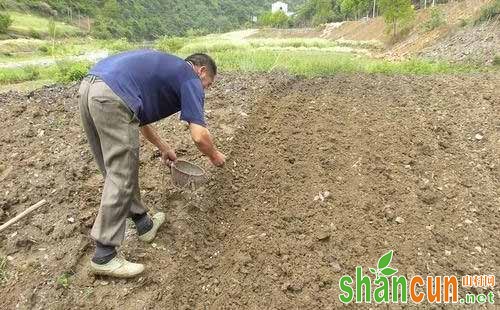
[0,12,12,34]
[312,0,333,25]
[101,0,120,19]
[340,0,372,20]
[259,11,290,28]
[92,0,130,39]
[1,0,308,40]
[296,0,334,26]
[379,0,415,37]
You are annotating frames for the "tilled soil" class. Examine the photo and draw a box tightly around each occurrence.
[0,73,499,309]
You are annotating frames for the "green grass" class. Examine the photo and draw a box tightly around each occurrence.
[0,51,46,62]
[0,78,52,93]
[157,35,382,55]
[0,49,487,87]
[154,34,488,76]
[34,38,133,57]
[56,272,71,289]
[0,35,493,87]
[204,49,483,76]
[8,11,82,38]
[54,61,92,83]
[0,38,133,67]
[0,61,91,85]
[0,38,45,54]
[0,65,41,84]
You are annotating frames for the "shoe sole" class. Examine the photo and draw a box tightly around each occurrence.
[91,268,144,278]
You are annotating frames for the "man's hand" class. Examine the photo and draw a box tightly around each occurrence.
[160,147,177,165]
[140,125,177,165]
[209,150,226,167]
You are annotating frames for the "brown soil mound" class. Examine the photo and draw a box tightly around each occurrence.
[322,18,386,42]
[420,20,500,65]
[0,73,499,309]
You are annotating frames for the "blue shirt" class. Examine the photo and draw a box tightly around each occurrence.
[89,50,206,126]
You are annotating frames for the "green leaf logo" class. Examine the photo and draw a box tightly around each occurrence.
[381,267,398,277]
[377,251,393,269]
[371,250,398,280]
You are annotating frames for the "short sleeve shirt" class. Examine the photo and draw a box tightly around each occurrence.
[89,50,206,126]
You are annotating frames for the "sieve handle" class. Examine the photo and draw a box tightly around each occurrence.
[165,160,175,172]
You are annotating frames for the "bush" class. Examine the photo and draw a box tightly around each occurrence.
[0,12,12,34]
[155,36,188,53]
[56,61,91,83]
[423,7,446,31]
[38,45,50,54]
[37,43,59,55]
[258,11,290,28]
[29,28,42,39]
[475,0,500,24]
[380,0,416,38]
[23,65,40,80]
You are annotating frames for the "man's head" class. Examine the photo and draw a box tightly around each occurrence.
[185,53,217,89]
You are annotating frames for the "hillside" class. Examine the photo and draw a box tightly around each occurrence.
[252,0,499,65]
[420,20,499,65]
[1,0,305,40]
[2,11,81,38]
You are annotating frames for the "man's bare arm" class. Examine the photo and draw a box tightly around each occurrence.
[140,125,177,162]
[189,123,225,166]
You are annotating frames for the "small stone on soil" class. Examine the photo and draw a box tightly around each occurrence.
[395,217,405,224]
[384,209,395,220]
[329,260,342,272]
[316,231,331,241]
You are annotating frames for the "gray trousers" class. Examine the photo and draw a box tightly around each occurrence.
[78,76,148,247]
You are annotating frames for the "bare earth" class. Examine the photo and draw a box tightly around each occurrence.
[0,72,499,309]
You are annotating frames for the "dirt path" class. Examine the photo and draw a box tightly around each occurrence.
[0,73,499,309]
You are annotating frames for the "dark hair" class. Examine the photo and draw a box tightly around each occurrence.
[185,53,217,76]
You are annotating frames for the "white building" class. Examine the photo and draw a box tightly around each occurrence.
[272,1,288,14]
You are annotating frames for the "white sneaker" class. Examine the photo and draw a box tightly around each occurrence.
[90,257,144,278]
[138,212,166,243]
